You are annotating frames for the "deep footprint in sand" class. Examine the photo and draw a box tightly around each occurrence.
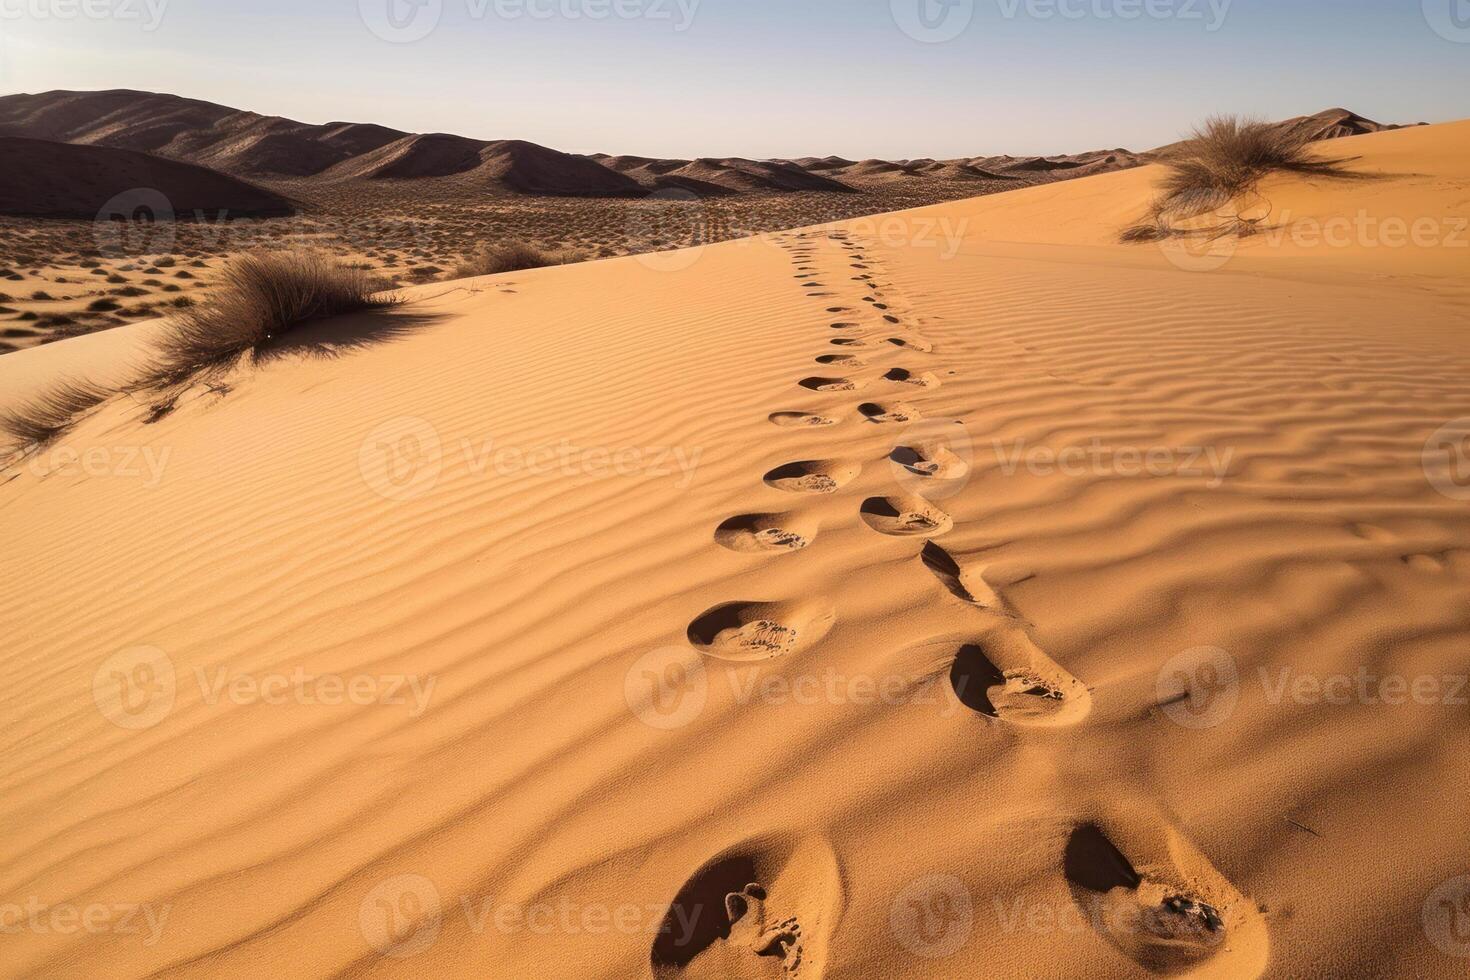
[947,628,1091,727]
[798,377,865,392]
[763,459,861,494]
[687,599,835,661]
[715,512,817,554]
[920,542,1003,608]
[816,354,865,367]
[890,443,969,481]
[883,367,940,388]
[1063,811,1269,978]
[651,835,843,978]
[886,336,933,352]
[859,494,954,537]
[769,411,838,428]
[858,402,921,424]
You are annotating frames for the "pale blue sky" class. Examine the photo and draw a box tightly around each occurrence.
[1,0,1466,158]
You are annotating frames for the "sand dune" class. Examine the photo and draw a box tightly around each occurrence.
[0,137,295,218]
[1,120,1468,979]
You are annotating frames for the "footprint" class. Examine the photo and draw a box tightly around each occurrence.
[815,354,865,367]
[858,402,921,424]
[921,542,1002,608]
[687,600,835,661]
[882,314,901,324]
[882,368,939,389]
[1063,809,1268,977]
[886,337,933,353]
[829,338,869,348]
[825,307,850,314]
[948,628,1090,727]
[715,513,817,554]
[768,411,839,428]
[763,459,861,494]
[859,494,953,537]
[829,322,860,330]
[651,835,843,978]
[890,443,969,480]
[798,377,864,393]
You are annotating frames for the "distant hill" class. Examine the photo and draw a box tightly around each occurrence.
[0,136,294,218]
[0,90,1414,202]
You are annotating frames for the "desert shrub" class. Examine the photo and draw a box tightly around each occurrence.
[1124,114,1358,241]
[135,250,396,391]
[0,377,112,459]
[450,241,588,280]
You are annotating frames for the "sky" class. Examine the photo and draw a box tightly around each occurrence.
[0,0,1467,158]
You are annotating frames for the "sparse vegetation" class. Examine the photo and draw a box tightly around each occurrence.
[135,250,397,392]
[0,377,112,460]
[1124,115,1359,242]
[450,241,588,280]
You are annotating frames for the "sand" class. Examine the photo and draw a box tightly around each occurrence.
[1,120,1468,978]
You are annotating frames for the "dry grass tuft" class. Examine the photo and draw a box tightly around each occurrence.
[1124,115,1360,241]
[450,241,588,280]
[0,377,113,460]
[135,250,396,392]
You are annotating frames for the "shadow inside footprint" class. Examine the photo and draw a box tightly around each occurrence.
[1064,824,1143,894]
[652,854,760,968]
[949,645,1007,716]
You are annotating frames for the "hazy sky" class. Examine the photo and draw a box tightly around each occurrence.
[1,0,1466,158]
